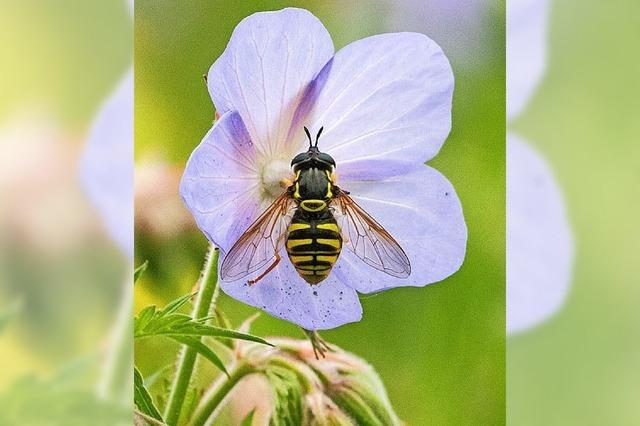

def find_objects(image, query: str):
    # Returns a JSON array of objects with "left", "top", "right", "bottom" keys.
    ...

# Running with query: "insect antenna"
[
  {"left": 303, "top": 126, "right": 313, "bottom": 148},
  {"left": 315, "top": 126, "right": 323, "bottom": 147}
]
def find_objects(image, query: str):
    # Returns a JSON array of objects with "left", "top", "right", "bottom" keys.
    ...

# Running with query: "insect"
[{"left": 220, "top": 127, "right": 411, "bottom": 285}]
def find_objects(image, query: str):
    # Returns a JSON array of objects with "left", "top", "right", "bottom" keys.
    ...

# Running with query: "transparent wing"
[
  {"left": 332, "top": 191, "right": 411, "bottom": 278},
  {"left": 220, "top": 192, "right": 295, "bottom": 281}
]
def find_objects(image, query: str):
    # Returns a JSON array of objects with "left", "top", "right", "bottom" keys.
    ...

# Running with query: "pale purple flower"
[
  {"left": 181, "top": 8, "right": 467, "bottom": 330},
  {"left": 507, "top": 0, "right": 549, "bottom": 120},
  {"left": 507, "top": 135, "right": 572, "bottom": 333},
  {"left": 80, "top": 71, "right": 134, "bottom": 259},
  {"left": 507, "top": 0, "right": 573, "bottom": 333}
]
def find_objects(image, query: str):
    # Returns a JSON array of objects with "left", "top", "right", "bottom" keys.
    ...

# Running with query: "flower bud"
[
  {"left": 304, "top": 391, "right": 353, "bottom": 426},
  {"left": 226, "top": 338, "right": 401, "bottom": 425}
]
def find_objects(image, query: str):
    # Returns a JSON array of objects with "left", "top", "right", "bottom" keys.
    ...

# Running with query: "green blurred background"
[
  {"left": 507, "top": 1, "right": 640, "bottom": 424},
  {"left": 135, "top": 1, "right": 505, "bottom": 425},
  {"left": 0, "top": 0, "right": 131, "bottom": 384}
]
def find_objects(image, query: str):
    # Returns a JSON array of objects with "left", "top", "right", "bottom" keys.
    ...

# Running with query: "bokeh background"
[
  {"left": 506, "top": 1, "right": 640, "bottom": 424},
  {"left": 135, "top": 1, "right": 505, "bottom": 425},
  {"left": 0, "top": 0, "right": 132, "bottom": 424}
]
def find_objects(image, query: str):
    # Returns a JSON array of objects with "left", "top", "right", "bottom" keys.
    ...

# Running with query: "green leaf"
[
  {"left": 134, "top": 261, "right": 149, "bottom": 284},
  {"left": 240, "top": 409, "right": 256, "bottom": 426},
  {"left": 134, "top": 305, "right": 272, "bottom": 347},
  {"left": 171, "top": 336, "right": 229, "bottom": 377},
  {"left": 160, "top": 293, "right": 194, "bottom": 315},
  {"left": 134, "top": 366, "right": 163, "bottom": 422},
  {"left": 134, "top": 297, "right": 270, "bottom": 381}
]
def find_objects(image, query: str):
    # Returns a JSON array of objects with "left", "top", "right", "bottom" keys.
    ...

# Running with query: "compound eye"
[
  {"left": 317, "top": 153, "right": 336, "bottom": 166},
  {"left": 291, "top": 153, "right": 308, "bottom": 166}
]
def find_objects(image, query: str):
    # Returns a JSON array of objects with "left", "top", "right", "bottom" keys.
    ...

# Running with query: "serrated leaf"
[
  {"left": 136, "top": 306, "right": 156, "bottom": 331},
  {"left": 134, "top": 304, "right": 272, "bottom": 347},
  {"left": 240, "top": 409, "right": 256, "bottom": 426},
  {"left": 161, "top": 293, "right": 194, "bottom": 315},
  {"left": 134, "top": 261, "right": 149, "bottom": 284},
  {"left": 171, "top": 336, "right": 229, "bottom": 377},
  {"left": 134, "top": 366, "right": 163, "bottom": 422}
]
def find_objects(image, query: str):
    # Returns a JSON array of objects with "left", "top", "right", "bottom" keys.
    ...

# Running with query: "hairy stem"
[
  {"left": 189, "top": 362, "right": 255, "bottom": 426},
  {"left": 164, "top": 245, "right": 220, "bottom": 426}
]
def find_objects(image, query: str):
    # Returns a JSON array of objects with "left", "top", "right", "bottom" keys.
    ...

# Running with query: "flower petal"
[
  {"left": 207, "top": 8, "right": 334, "bottom": 159},
  {"left": 507, "top": 0, "right": 548, "bottom": 120},
  {"left": 80, "top": 70, "right": 133, "bottom": 259},
  {"left": 180, "top": 111, "right": 262, "bottom": 251},
  {"left": 305, "top": 33, "right": 453, "bottom": 166},
  {"left": 507, "top": 134, "right": 573, "bottom": 334},
  {"left": 334, "top": 166, "right": 467, "bottom": 293},
  {"left": 337, "top": 159, "right": 424, "bottom": 182},
  {"left": 220, "top": 259, "right": 362, "bottom": 330}
]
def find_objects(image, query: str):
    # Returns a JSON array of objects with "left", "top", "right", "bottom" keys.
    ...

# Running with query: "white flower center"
[{"left": 261, "top": 159, "right": 292, "bottom": 198}]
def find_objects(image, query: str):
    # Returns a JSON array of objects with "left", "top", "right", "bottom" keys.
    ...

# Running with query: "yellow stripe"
[
  {"left": 297, "top": 269, "right": 316, "bottom": 276},
  {"left": 294, "top": 182, "right": 301, "bottom": 200},
  {"left": 289, "top": 223, "right": 310, "bottom": 232},
  {"left": 287, "top": 251, "right": 339, "bottom": 255},
  {"left": 325, "top": 173, "right": 333, "bottom": 198},
  {"left": 297, "top": 264, "right": 332, "bottom": 271},
  {"left": 293, "top": 171, "right": 301, "bottom": 199},
  {"left": 286, "top": 239, "right": 312, "bottom": 249},
  {"left": 317, "top": 238, "right": 341, "bottom": 249},
  {"left": 317, "top": 255, "right": 338, "bottom": 263},
  {"left": 317, "top": 223, "right": 340, "bottom": 233},
  {"left": 290, "top": 255, "right": 313, "bottom": 263},
  {"left": 314, "top": 269, "right": 330, "bottom": 276},
  {"left": 300, "top": 199, "right": 326, "bottom": 212}
]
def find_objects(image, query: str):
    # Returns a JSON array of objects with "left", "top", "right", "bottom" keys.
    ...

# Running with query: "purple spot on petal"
[{"left": 286, "top": 58, "right": 334, "bottom": 141}]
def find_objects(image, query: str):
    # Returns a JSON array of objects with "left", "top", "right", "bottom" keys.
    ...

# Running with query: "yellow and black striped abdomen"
[{"left": 286, "top": 213, "right": 342, "bottom": 285}]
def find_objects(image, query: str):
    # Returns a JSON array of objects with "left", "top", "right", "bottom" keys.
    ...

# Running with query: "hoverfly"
[{"left": 220, "top": 127, "right": 411, "bottom": 285}]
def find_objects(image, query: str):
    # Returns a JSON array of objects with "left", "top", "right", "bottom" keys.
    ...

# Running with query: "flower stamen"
[{"left": 261, "top": 159, "right": 293, "bottom": 198}]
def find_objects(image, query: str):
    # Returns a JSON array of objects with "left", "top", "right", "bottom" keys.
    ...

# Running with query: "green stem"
[
  {"left": 164, "top": 245, "right": 220, "bottom": 426},
  {"left": 189, "top": 362, "right": 255, "bottom": 426}
]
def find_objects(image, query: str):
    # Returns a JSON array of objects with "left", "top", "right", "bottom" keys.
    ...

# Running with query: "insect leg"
[
  {"left": 302, "top": 329, "right": 334, "bottom": 359},
  {"left": 247, "top": 252, "right": 281, "bottom": 286},
  {"left": 247, "top": 233, "right": 286, "bottom": 286}
]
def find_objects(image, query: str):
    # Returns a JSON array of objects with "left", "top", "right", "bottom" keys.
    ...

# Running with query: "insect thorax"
[
  {"left": 293, "top": 167, "right": 334, "bottom": 209},
  {"left": 287, "top": 166, "right": 341, "bottom": 284}
]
